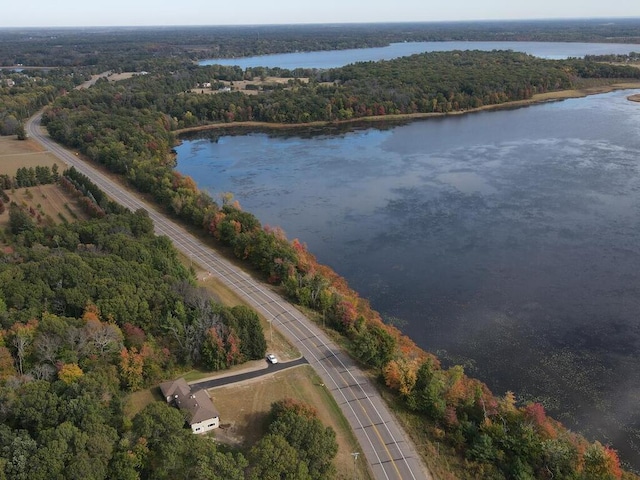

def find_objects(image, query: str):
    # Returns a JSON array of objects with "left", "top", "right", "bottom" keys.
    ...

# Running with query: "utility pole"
[{"left": 351, "top": 452, "right": 360, "bottom": 480}]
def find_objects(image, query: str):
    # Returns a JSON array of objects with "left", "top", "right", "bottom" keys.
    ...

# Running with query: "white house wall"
[{"left": 190, "top": 416, "right": 220, "bottom": 434}]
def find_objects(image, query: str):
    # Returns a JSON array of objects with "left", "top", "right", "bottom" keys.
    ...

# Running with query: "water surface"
[
  {"left": 176, "top": 91, "right": 640, "bottom": 467},
  {"left": 200, "top": 41, "right": 640, "bottom": 69}
]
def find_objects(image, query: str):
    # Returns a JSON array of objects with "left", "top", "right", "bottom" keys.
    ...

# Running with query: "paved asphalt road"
[
  {"left": 190, "top": 357, "right": 308, "bottom": 390},
  {"left": 26, "top": 113, "right": 432, "bottom": 480}
]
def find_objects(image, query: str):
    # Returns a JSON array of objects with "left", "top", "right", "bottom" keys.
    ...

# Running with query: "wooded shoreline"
[{"left": 174, "top": 82, "right": 640, "bottom": 136}]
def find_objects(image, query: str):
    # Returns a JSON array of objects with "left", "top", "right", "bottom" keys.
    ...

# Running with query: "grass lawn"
[
  {"left": 210, "top": 365, "right": 372, "bottom": 480},
  {"left": 0, "top": 136, "right": 60, "bottom": 176}
]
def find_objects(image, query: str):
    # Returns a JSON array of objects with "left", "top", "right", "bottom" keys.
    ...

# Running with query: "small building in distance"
[{"left": 159, "top": 377, "right": 220, "bottom": 434}]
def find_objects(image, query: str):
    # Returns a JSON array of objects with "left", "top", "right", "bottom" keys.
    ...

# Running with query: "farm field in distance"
[
  {"left": 0, "top": 136, "right": 88, "bottom": 232},
  {"left": 0, "top": 136, "right": 59, "bottom": 176}
]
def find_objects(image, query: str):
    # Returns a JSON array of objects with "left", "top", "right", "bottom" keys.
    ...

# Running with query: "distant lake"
[
  {"left": 199, "top": 41, "right": 640, "bottom": 69},
  {"left": 176, "top": 90, "right": 640, "bottom": 468}
]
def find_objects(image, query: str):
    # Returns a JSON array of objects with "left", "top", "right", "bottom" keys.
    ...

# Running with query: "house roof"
[
  {"left": 159, "top": 378, "right": 219, "bottom": 426},
  {"left": 160, "top": 377, "right": 190, "bottom": 398}
]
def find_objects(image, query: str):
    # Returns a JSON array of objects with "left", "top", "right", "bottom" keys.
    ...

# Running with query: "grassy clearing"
[
  {"left": 0, "top": 136, "right": 60, "bottom": 176},
  {"left": 0, "top": 185, "right": 88, "bottom": 232},
  {"left": 124, "top": 387, "right": 164, "bottom": 419},
  {"left": 209, "top": 365, "right": 372, "bottom": 480},
  {"left": 188, "top": 77, "right": 310, "bottom": 96},
  {"left": 0, "top": 134, "right": 87, "bottom": 232}
]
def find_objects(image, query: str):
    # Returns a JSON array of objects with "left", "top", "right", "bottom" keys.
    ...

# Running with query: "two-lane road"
[{"left": 26, "top": 114, "right": 431, "bottom": 480}]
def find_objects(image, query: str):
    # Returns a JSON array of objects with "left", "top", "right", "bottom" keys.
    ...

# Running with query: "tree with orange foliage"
[
  {"left": 583, "top": 441, "right": 623, "bottom": 480},
  {"left": 523, "top": 402, "right": 558, "bottom": 439},
  {"left": 120, "top": 347, "right": 144, "bottom": 391},
  {"left": 225, "top": 330, "right": 242, "bottom": 367},
  {"left": 201, "top": 327, "right": 226, "bottom": 371},
  {"left": 383, "top": 358, "right": 419, "bottom": 396},
  {"left": 0, "top": 345, "right": 17, "bottom": 380},
  {"left": 81, "top": 302, "right": 123, "bottom": 355}
]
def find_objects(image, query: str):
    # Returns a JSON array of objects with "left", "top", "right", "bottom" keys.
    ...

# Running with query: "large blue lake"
[
  {"left": 200, "top": 40, "right": 640, "bottom": 68},
  {"left": 176, "top": 89, "right": 640, "bottom": 467}
]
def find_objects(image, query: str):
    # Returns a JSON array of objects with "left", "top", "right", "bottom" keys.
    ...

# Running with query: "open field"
[
  {"left": 0, "top": 133, "right": 88, "bottom": 233},
  {"left": 0, "top": 184, "right": 89, "bottom": 231},
  {"left": 210, "top": 365, "right": 372, "bottom": 480},
  {"left": 0, "top": 136, "right": 60, "bottom": 176},
  {"left": 189, "top": 76, "right": 309, "bottom": 96},
  {"left": 107, "top": 72, "right": 138, "bottom": 82}
]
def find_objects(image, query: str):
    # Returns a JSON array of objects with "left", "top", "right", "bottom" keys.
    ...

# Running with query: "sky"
[{"left": 3, "top": 0, "right": 640, "bottom": 28}]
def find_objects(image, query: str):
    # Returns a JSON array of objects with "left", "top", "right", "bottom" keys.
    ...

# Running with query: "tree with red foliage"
[
  {"left": 523, "top": 402, "right": 557, "bottom": 439},
  {"left": 122, "top": 322, "right": 146, "bottom": 349}
]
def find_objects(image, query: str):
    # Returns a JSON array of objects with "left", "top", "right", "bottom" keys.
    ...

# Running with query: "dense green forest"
[
  {"left": 0, "top": 177, "right": 339, "bottom": 478},
  {"left": 2, "top": 19, "right": 640, "bottom": 68},
  {"left": 32, "top": 50, "right": 640, "bottom": 478}
]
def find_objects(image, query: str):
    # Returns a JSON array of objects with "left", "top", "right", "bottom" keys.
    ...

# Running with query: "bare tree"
[
  {"left": 34, "top": 334, "right": 62, "bottom": 365},
  {"left": 12, "top": 334, "right": 30, "bottom": 376}
]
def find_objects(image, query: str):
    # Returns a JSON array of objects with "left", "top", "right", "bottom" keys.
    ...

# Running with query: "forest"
[{"left": 0, "top": 169, "right": 338, "bottom": 479}]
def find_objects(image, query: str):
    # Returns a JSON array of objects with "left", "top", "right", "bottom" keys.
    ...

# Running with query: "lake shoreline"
[{"left": 174, "top": 82, "right": 640, "bottom": 136}]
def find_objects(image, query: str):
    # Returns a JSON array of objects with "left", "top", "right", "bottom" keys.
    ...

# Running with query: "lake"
[
  {"left": 176, "top": 90, "right": 640, "bottom": 468},
  {"left": 200, "top": 41, "right": 640, "bottom": 69}
]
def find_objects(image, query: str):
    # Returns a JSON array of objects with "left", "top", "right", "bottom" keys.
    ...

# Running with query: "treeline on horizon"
[
  {"left": 2, "top": 19, "right": 640, "bottom": 67},
  {"left": 0, "top": 174, "right": 341, "bottom": 478},
  {"left": 34, "top": 52, "right": 640, "bottom": 478}
]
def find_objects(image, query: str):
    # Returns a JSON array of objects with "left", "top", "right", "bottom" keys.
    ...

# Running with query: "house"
[{"left": 159, "top": 378, "right": 220, "bottom": 434}]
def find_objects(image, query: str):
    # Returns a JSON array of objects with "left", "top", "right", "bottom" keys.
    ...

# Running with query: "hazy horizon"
[
  {"left": 3, "top": 0, "right": 640, "bottom": 28},
  {"left": 2, "top": 17, "right": 640, "bottom": 30}
]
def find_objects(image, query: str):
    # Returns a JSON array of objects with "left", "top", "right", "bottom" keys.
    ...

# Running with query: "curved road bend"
[{"left": 26, "top": 114, "right": 432, "bottom": 480}]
